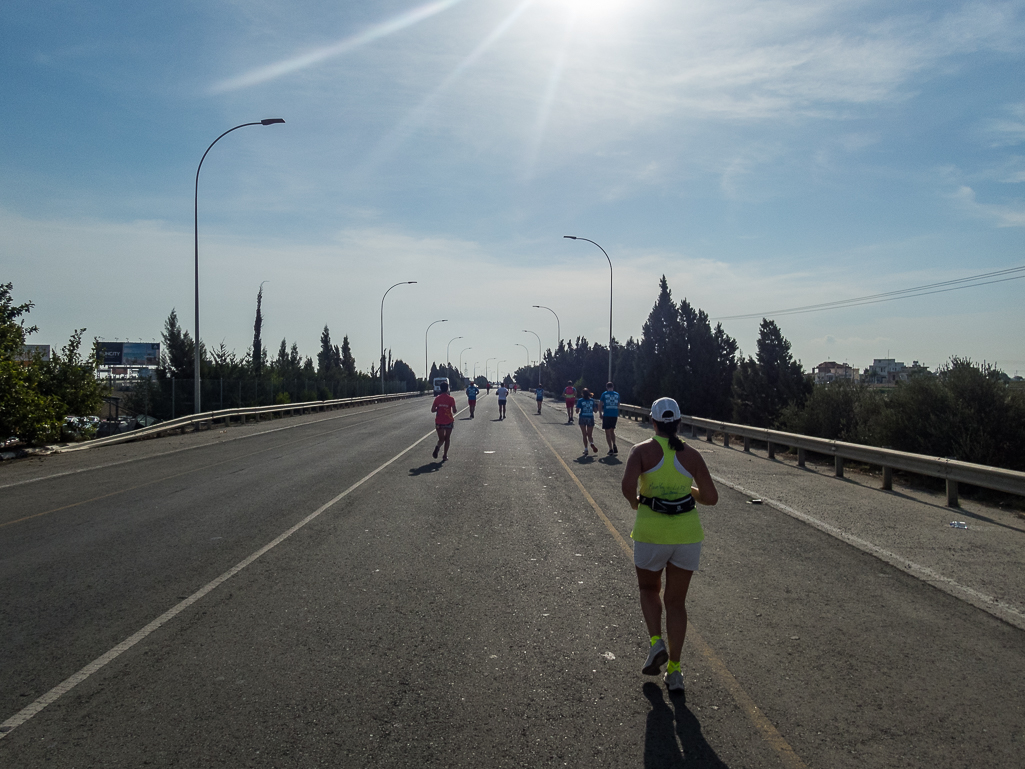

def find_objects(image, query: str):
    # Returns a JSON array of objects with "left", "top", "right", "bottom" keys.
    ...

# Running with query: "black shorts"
[{"left": 602, "top": 415, "right": 618, "bottom": 430}]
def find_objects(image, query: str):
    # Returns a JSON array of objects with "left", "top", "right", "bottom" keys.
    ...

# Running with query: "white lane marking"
[
  {"left": 0, "top": 400, "right": 423, "bottom": 490},
  {"left": 712, "top": 474, "right": 1025, "bottom": 630},
  {"left": 0, "top": 429, "right": 435, "bottom": 739}
]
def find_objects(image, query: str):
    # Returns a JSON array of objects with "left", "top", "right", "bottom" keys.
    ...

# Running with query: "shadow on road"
[
  {"left": 643, "top": 682, "right": 729, "bottom": 768},
  {"left": 408, "top": 462, "right": 443, "bottom": 476},
  {"left": 598, "top": 455, "right": 623, "bottom": 466}
]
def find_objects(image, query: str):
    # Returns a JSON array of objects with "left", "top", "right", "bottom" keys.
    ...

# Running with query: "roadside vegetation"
[
  {"left": 5, "top": 278, "right": 1023, "bottom": 474},
  {"left": 1, "top": 282, "right": 106, "bottom": 445}
]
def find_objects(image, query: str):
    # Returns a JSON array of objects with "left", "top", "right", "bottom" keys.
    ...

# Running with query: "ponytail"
[{"left": 655, "top": 418, "right": 685, "bottom": 451}]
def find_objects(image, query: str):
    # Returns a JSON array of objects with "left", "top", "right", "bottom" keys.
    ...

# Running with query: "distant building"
[
  {"left": 862, "top": 358, "right": 932, "bottom": 385},
  {"left": 812, "top": 361, "right": 861, "bottom": 385}
]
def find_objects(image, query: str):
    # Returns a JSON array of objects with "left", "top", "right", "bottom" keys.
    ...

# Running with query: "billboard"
[
  {"left": 97, "top": 342, "right": 160, "bottom": 367},
  {"left": 17, "top": 344, "right": 51, "bottom": 362}
]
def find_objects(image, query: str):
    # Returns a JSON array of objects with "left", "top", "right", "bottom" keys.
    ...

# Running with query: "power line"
[{"left": 714, "top": 265, "right": 1025, "bottom": 321}]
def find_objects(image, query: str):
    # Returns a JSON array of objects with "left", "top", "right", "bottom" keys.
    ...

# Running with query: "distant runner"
[
  {"left": 431, "top": 381, "right": 458, "bottom": 461},
  {"left": 564, "top": 381, "right": 577, "bottom": 424},
  {"left": 599, "top": 381, "right": 620, "bottom": 454},
  {"left": 535, "top": 385, "right": 544, "bottom": 414},
  {"left": 575, "top": 388, "right": 598, "bottom": 454},
  {"left": 465, "top": 381, "right": 479, "bottom": 419},
  {"left": 622, "top": 397, "right": 719, "bottom": 693},
  {"left": 496, "top": 384, "right": 509, "bottom": 420}
]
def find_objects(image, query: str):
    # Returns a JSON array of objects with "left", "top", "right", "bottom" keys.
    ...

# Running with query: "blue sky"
[{"left": 3, "top": 0, "right": 1024, "bottom": 380}]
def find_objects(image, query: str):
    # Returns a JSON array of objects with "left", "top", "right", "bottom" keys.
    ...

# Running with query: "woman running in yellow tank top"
[{"left": 621, "top": 397, "right": 719, "bottom": 693}]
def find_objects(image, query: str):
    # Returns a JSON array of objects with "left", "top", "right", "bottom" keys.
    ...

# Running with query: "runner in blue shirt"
[
  {"left": 465, "top": 382, "right": 479, "bottom": 419},
  {"left": 575, "top": 388, "right": 598, "bottom": 454},
  {"left": 535, "top": 385, "right": 544, "bottom": 414},
  {"left": 599, "top": 381, "right": 621, "bottom": 454}
]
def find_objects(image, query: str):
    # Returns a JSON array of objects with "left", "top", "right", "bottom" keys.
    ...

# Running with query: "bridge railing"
[
  {"left": 56, "top": 392, "right": 421, "bottom": 453},
  {"left": 617, "top": 404, "right": 1025, "bottom": 507}
]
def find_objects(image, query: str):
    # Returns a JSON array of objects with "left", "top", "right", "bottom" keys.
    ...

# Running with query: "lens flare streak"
[{"left": 210, "top": 0, "right": 466, "bottom": 93}]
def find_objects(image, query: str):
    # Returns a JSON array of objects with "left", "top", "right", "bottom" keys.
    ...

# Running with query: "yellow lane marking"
[
  {"left": 513, "top": 396, "right": 808, "bottom": 769},
  {"left": 0, "top": 414, "right": 387, "bottom": 531}
]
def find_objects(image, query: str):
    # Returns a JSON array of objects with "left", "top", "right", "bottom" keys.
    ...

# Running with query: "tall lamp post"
[
  {"left": 447, "top": 336, "right": 464, "bottom": 367},
  {"left": 194, "top": 118, "right": 285, "bottom": 413},
  {"left": 564, "top": 236, "right": 613, "bottom": 383},
  {"left": 473, "top": 362, "right": 480, "bottom": 380},
  {"left": 381, "top": 281, "right": 417, "bottom": 394},
  {"left": 515, "top": 342, "right": 530, "bottom": 366},
  {"left": 425, "top": 319, "right": 448, "bottom": 381},
  {"left": 497, "top": 360, "right": 506, "bottom": 385},
  {"left": 523, "top": 329, "right": 542, "bottom": 388},
  {"left": 459, "top": 347, "right": 472, "bottom": 378},
  {"left": 532, "top": 305, "right": 561, "bottom": 352},
  {"left": 486, "top": 357, "right": 496, "bottom": 385}
]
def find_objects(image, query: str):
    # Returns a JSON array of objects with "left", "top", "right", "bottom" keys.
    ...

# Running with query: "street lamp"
[
  {"left": 459, "top": 347, "right": 472, "bottom": 376},
  {"left": 425, "top": 319, "right": 447, "bottom": 381},
  {"left": 194, "top": 118, "right": 285, "bottom": 413},
  {"left": 523, "top": 329, "right": 542, "bottom": 387},
  {"left": 473, "top": 361, "right": 480, "bottom": 379},
  {"left": 486, "top": 357, "right": 496, "bottom": 384},
  {"left": 564, "top": 236, "right": 613, "bottom": 383},
  {"left": 381, "top": 281, "right": 417, "bottom": 394},
  {"left": 497, "top": 360, "right": 506, "bottom": 384},
  {"left": 532, "top": 305, "right": 561, "bottom": 351},
  {"left": 515, "top": 342, "right": 530, "bottom": 365},
  {"left": 447, "top": 336, "right": 464, "bottom": 366}
]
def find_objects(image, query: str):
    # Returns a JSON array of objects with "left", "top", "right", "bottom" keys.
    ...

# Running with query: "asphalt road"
[{"left": 1, "top": 392, "right": 1023, "bottom": 768}]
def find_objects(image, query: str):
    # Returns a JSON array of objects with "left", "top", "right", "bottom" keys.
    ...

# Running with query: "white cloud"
[{"left": 952, "top": 185, "right": 1025, "bottom": 226}]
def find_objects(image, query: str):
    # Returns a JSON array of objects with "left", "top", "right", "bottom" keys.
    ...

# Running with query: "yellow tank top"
[{"left": 630, "top": 435, "right": 704, "bottom": 545}]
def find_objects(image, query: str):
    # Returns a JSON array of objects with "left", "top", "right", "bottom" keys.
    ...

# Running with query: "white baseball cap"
[{"left": 650, "top": 397, "right": 681, "bottom": 422}]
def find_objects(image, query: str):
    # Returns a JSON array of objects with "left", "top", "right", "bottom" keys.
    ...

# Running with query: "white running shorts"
[{"left": 633, "top": 541, "right": 702, "bottom": 572}]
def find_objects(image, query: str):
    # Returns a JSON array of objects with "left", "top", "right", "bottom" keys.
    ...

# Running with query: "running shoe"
[
  {"left": 613, "top": 445, "right": 618, "bottom": 454},
  {"left": 664, "top": 670, "right": 685, "bottom": 693},
  {"left": 608, "top": 449, "right": 615, "bottom": 455},
  {"left": 642, "top": 638, "right": 668, "bottom": 675},
  {"left": 433, "top": 445, "right": 440, "bottom": 459},
  {"left": 591, "top": 442, "right": 598, "bottom": 453}
]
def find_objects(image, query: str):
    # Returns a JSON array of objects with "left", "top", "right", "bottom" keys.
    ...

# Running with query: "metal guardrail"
[
  {"left": 617, "top": 403, "right": 1025, "bottom": 507},
  {"left": 55, "top": 392, "right": 421, "bottom": 453}
]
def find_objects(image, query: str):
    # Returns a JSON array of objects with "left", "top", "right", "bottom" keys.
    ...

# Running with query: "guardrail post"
[
  {"left": 835, "top": 456, "right": 844, "bottom": 478},
  {"left": 767, "top": 442, "right": 775, "bottom": 459},
  {"left": 882, "top": 466, "right": 893, "bottom": 490},
  {"left": 723, "top": 433, "right": 730, "bottom": 448},
  {"left": 706, "top": 429, "right": 713, "bottom": 443},
  {"left": 743, "top": 436, "right": 750, "bottom": 452},
  {"left": 946, "top": 479, "right": 959, "bottom": 507},
  {"left": 798, "top": 448, "right": 806, "bottom": 467}
]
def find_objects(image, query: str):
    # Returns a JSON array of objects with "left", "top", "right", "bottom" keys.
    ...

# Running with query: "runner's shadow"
[
  {"left": 573, "top": 454, "right": 597, "bottom": 464},
  {"left": 642, "top": 682, "right": 729, "bottom": 768},
  {"left": 599, "top": 455, "right": 623, "bottom": 465},
  {"left": 408, "top": 462, "right": 443, "bottom": 476}
]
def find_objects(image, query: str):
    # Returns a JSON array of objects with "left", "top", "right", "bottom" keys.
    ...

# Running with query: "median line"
[
  {"left": 513, "top": 396, "right": 808, "bottom": 769},
  {"left": 0, "top": 428, "right": 436, "bottom": 740}
]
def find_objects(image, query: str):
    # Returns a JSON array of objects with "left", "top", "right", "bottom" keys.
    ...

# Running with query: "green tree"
[
  {"left": 0, "top": 283, "right": 103, "bottom": 444},
  {"left": 36, "top": 329, "right": 106, "bottom": 417},
  {"left": 876, "top": 358, "right": 1025, "bottom": 470},
  {"left": 780, "top": 379, "right": 884, "bottom": 443},
  {"left": 252, "top": 284, "right": 265, "bottom": 377},
  {"left": 733, "top": 319, "right": 810, "bottom": 427},
  {"left": 340, "top": 335, "right": 356, "bottom": 378},
  {"left": 318, "top": 325, "right": 336, "bottom": 376},
  {"left": 636, "top": 276, "right": 683, "bottom": 405}
]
